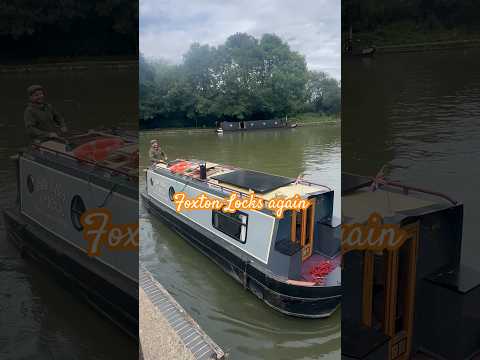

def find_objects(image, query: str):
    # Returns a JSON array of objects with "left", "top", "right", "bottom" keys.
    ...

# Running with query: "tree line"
[
  {"left": 1, "top": 0, "right": 138, "bottom": 60},
  {"left": 140, "top": 33, "right": 340, "bottom": 129},
  {"left": 343, "top": 0, "right": 480, "bottom": 33}
]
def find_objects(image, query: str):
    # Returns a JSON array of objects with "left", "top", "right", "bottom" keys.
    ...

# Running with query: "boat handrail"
[
  {"left": 30, "top": 143, "right": 138, "bottom": 181},
  {"left": 296, "top": 179, "right": 332, "bottom": 192},
  {"left": 344, "top": 171, "right": 458, "bottom": 205},
  {"left": 384, "top": 180, "right": 458, "bottom": 205}
]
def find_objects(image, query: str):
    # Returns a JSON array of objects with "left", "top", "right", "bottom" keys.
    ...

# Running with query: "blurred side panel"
[
  {"left": 0, "top": 1, "right": 139, "bottom": 359},
  {"left": 342, "top": 1, "right": 480, "bottom": 359}
]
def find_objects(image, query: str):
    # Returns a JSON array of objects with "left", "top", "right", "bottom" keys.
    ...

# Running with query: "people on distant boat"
[
  {"left": 24, "top": 85, "right": 68, "bottom": 142},
  {"left": 149, "top": 139, "right": 167, "bottom": 164}
]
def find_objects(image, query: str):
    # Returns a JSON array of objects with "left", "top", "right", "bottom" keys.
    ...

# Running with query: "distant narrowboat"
[
  {"left": 216, "top": 118, "right": 297, "bottom": 133},
  {"left": 142, "top": 160, "right": 341, "bottom": 318}
]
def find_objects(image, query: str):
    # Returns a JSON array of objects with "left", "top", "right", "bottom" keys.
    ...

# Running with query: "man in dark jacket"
[
  {"left": 24, "top": 85, "right": 68, "bottom": 142},
  {"left": 149, "top": 139, "right": 168, "bottom": 164}
]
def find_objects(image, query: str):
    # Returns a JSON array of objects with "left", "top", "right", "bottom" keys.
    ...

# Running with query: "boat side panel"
[
  {"left": 28, "top": 149, "right": 137, "bottom": 199},
  {"left": 265, "top": 213, "right": 296, "bottom": 278},
  {"left": 220, "top": 121, "right": 241, "bottom": 131},
  {"left": 410, "top": 205, "right": 464, "bottom": 354},
  {"left": 19, "top": 157, "right": 138, "bottom": 281},
  {"left": 314, "top": 190, "right": 334, "bottom": 224},
  {"left": 147, "top": 170, "right": 276, "bottom": 264},
  {"left": 411, "top": 205, "right": 463, "bottom": 279}
]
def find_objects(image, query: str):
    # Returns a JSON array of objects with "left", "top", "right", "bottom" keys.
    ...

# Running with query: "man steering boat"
[{"left": 24, "top": 85, "right": 68, "bottom": 143}]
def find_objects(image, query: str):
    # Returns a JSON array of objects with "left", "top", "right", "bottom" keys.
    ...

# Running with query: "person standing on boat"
[
  {"left": 149, "top": 139, "right": 168, "bottom": 164},
  {"left": 24, "top": 85, "right": 68, "bottom": 142}
]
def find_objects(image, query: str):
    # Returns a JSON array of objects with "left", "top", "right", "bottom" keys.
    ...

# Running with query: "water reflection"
[{"left": 343, "top": 48, "right": 480, "bottom": 271}]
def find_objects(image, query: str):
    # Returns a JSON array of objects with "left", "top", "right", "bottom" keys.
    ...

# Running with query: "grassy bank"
[
  {"left": 346, "top": 22, "right": 480, "bottom": 50},
  {"left": 293, "top": 113, "right": 340, "bottom": 125}
]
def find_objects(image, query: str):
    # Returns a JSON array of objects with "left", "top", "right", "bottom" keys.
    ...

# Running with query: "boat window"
[
  {"left": 150, "top": 177, "right": 154, "bottom": 187},
  {"left": 169, "top": 186, "right": 175, "bottom": 201},
  {"left": 27, "top": 175, "right": 34, "bottom": 193},
  {"left": 212, "top": 210, "right": 248, "bottom": 243},
  {"left": 71, "top": 195, "right": 86, "bottom": 231}
]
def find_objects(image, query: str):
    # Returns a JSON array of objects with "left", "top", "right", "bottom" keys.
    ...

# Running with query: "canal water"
[
  {"left": 343, "top": 47, "right": 480, "bottom": 271},
  {"left": 139, "top": 124, "right": 341, "bottom": 360},
  {"left": 0, "top": 64, "right": 138, "bottom": 359}
]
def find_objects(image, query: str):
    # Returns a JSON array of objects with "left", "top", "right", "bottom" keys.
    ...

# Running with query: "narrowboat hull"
[
  {"left": 217, "top": 124, "right": 298, "bottom": 132},
  {"left": 142, "top": 192, "right": 341, "bottom": 318}
]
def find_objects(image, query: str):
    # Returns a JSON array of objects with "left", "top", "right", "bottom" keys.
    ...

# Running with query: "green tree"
[
  {"left": 306, "top": 71, "right": 341, "bottom": 115},
  {"left": 139, "top": 33, "right": 340, "bottom": 129},
  {"left": 1, "top": 0, "right": 138, "bottom": 59}
]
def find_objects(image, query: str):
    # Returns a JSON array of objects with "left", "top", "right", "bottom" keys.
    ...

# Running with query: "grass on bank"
[
  {"left": 292, "top": 113, "right": 340, "bottom": 125},
  {"left": 346, "top": 21, "right": 480, "bottom": 48}
]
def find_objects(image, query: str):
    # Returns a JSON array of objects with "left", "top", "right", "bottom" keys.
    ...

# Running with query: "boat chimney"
[{"left": 199, "top": 163, "right": 207, "bottom": 180}]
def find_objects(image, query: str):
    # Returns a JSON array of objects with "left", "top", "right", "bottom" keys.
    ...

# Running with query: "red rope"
[{"left": 309, "top": 260, "right": 334, "bottom": 283}]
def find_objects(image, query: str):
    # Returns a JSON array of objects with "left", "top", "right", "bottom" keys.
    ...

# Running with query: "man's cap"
[
  {"left": 150, "top": 139, "right": 158, "bottom": 145},
  {"left": 27, "top": 85, "right": 44, "bottom": 96}
]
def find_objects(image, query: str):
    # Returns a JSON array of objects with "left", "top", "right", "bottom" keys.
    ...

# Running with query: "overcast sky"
[{"left": 140, "top": 0, "right": 341, "bottom": 79}]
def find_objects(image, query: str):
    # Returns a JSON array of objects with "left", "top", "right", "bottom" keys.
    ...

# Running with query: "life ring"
[
  {"left": 169, "top": 161, "right": 190, "bottom": 173},
  {"left": 73, "top": 137, "right": 125, "bottom": 162}
]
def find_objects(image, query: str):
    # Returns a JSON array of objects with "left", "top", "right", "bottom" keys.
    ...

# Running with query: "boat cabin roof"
[
  {"left": 154, "top": 160, "right": 330, "bottom": 200},
  {"left": 342, "top": 173, "right": 458, "bottom": 223}
]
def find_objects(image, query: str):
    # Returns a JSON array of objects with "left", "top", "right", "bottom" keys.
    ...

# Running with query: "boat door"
[
  {"left": 291, "top": 198, "right": 316, "bottom": 262},
  {"left": 361, "top": 222, "right": 419, "bottom": 360}
]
